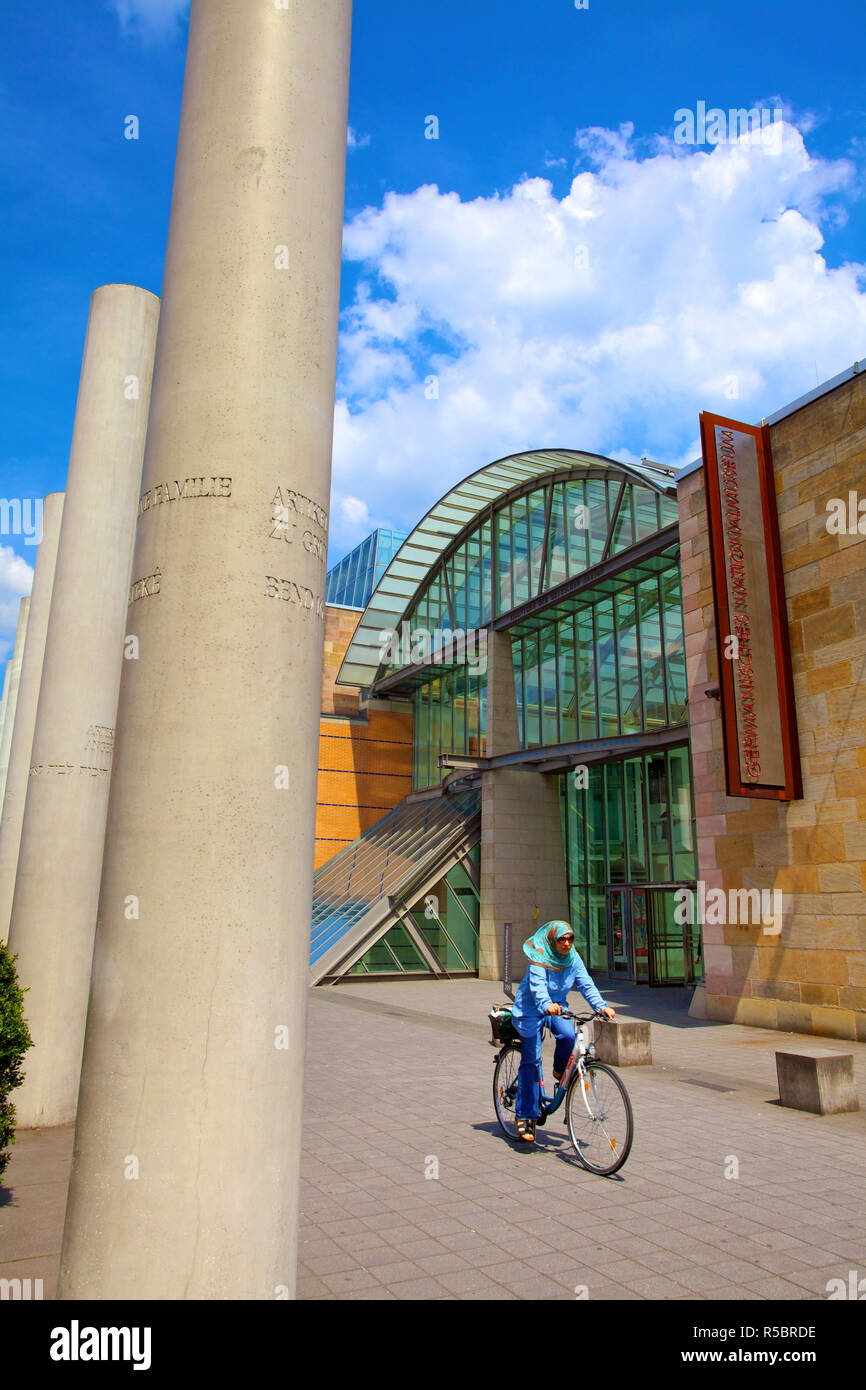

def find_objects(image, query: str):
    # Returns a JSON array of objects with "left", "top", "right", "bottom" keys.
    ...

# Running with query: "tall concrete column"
[
  {"left": 7, "top": 287, "right": 159, "bottom": 1113},
  {"left": 0, "top": 598, "right": 30, "bottom": 817},
  {"left": 59, "top": 0, "right": 352, "bottom": 1300},
  {"left": 479, "top": 632, "right": 569, "bottom": 980},
  {"left": 0, "top": 501, "right": 64, "bottom": 944}
]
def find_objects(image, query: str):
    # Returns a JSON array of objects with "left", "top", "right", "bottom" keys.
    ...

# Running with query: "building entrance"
[{"left": 604, "top": 884, "right": 701, "bottom": 986}]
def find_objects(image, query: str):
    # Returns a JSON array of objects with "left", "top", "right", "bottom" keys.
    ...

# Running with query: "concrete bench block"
[
  {"left": 595, "top": 1019, "right": 652, "bottom": 1066},
  {"left": 775, "top": 1050, "right": 860, "bottom": 1115}
]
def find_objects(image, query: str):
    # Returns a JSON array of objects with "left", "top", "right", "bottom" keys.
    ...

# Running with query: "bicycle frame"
[{"left": 537, "top": 1012, "right": 599, "bottom": 1119}]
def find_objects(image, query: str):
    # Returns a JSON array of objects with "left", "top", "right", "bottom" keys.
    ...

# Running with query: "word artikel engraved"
[
  {"left": 138, "top": 476, "right": 231, "bottom": 516},
  {"left": 264, "top": 575, "right": 325, "bottom": 619},
  {"left": 129, "top": 569, "right": 161, "bottom": 605},
  {"left": 270, "top": 487, "right": 328, "bottom": 537}
]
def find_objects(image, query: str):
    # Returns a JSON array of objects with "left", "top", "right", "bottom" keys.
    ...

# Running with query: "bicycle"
[{"left": 491, "top": 1008, "right": 634, "bottom": 1176}]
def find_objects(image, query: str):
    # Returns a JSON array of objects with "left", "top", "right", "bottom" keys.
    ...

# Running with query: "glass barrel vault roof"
[{"left": 337, "top": 448, "right": 677, "bottom": 688}]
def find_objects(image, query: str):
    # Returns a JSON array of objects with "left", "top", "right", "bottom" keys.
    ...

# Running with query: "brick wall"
[
  {"left": 679, "top": 372, "right": 866, "bottom": 1040},
  {"left": 314, "top": 605, "right": 413, "bottom": 870}
]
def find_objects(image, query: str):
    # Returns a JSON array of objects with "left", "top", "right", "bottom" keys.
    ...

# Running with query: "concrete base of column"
[{"left": 479, "top": 767, "right": 570, "bottom": 981}]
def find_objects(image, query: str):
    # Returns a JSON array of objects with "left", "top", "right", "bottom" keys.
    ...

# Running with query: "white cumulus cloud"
[{"left": 331, "top": 119, "right": 866, "bottom": 559}]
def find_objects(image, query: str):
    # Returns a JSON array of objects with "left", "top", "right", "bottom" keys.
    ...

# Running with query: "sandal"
[{"left": 516, "top": 1117, "right": 536, "bottom": 1143}]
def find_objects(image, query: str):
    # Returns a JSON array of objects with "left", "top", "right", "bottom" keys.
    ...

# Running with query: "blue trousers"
[{"left": 513, "top": 1016, "right": 576, "bottom": 1119}]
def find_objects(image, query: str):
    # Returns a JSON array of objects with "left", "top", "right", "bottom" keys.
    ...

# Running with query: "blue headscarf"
[{"left": 523, "top": 920, "right": 576, "bottom": 972}]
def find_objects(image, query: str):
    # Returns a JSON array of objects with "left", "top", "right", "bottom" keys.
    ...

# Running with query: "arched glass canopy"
[{"left": 337, "top": 448, "right": 679, "bottom": 690}]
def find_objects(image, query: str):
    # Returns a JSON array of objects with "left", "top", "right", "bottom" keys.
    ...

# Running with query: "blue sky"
[{"left": 2, "top": 0, "right": 866, "bottom": 656}]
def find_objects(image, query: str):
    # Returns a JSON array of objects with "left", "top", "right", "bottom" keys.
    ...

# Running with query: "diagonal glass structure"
[{"left": 310, "top": 788, "right": 480, "bottom": 982}]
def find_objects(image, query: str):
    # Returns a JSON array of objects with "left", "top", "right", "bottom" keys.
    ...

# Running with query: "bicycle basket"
[{"left": 489, "top": 1005, "right": 518, "bottom": 1046}]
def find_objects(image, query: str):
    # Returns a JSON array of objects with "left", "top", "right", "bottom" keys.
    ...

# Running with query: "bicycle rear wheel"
[
  {"left": 493, "top": 1043, "right": 522, "bottom": 1139},
  {"left": 566, "top": 1061, "right": 633, "bottom": 1175}
]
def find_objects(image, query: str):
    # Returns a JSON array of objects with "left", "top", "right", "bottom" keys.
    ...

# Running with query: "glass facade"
[
  {"left": 510, "top": 560, "right": 687, "bottom": 749},
  {"left": 413, "top": 660, "right": 487, "bottom": 791},
  {"left": 328, "top": 458, "right": 700, "bottom": 986},
  {"left": 561, "top": 746, "right": 700, "bottom": 984},
  {"left": 384, "top": 475, "right": 679, "bottom": 680},
  {"left": 326, "top": 527, "right": 409, "bottom": 610}
]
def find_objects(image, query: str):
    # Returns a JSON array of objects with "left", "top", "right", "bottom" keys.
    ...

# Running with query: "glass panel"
[
  {"left": 429, "top": 677, "right": 441, "bottom": 787},
  {"left": 595, "top": 599, "right": 618, "bottom": 737},
  {"left": 668, "top": 745, "right": 696, "bottom": 880},
  {"left": 513, "top": 638, "right": 524, "bottom": 749},
  {"left": 452, "top": 666, "right": 466, "bottom": 757},
  {"left": 511, "top": 496, "right": 530, "bottom": 608},
  {"left": 659, "top": 494, "right": 680, "bottom": 527},
  {"left": 466, "top": 527, "right": 481, "bottom": 631},
  {"left": 588, "top": 886, "right": 606, "bottom": 972},
  {"left": 615, "top": 589, "right": 641, "bottom": 734},
  {"left": 445, "top": 860, "right": 480, "bottom": 970},
  {"left": 648, "top": 889, "right": 687, "bottom": 985},
  {"left": 608, "top": 889, "right": 629, "bottom": 971},
  {"left": 466, "top": 668, "right": 480, "bottom": 757},
  {"left": 631, "top": 887, "right": 649, "bottom": 981},
  {"left": 546, "top": 484, "right": 568, "bottom": 590},
  {"left": 523, "top": 635, "right": 540, "bottom": 748},
  {"left": 480, "top": 518, "right": 493, "bottom": 625},
  {"left": 576, "top": 607, "right": 596, "bottom": 740},
  {"left": 662, "top": 568, "right": 687, "bottom": 722},
  {"left": 605, "top": 761, "right": 626, "bottom": 884},
  {"left": 610, "top": 483, "right": 634, "bottom": 554},
  {"left": 452, "top": 543, "right": 467, "bottom": 631},
  {"left": 569, "top": 885, "right": 589, "bottom": 963},
  {"left": 586, "top": 478, "right": 608, "bottom": 565},
  {"left": 495, "top": 507, "right": 512, "bottom": 616},
  {"left": 633, "top": 486, "right": 661, "bottom": 540},
  {"left": 528, "top": 487, "right": 548, "bottom": 596},
  {"left": 557, "top": 616, "right": 576, "bottom": 744},
  {"left": 624, "top": 757, "right": 648, "bottom": 882},
  {"left": 586, "top": 764, "right": 605, "bottom": 885},
  {"left": 541, "top": 630, "right": 558, "bottom": 746},
  {"left": 565, "top": 479, "right": 589, "bottom": 577},
  {"left": 414, "top": 685, "right": 429, "bottom": 790},
  {"left": 647, "top": 750, "right": 671, "bottom": 881},
  {"left": 638, "top": 576, "right": 666, "bottom": 729},
  {"left": 565, "top": 771, "right": 586, "bottom": 885},
  {"left": 478, "top": 665, "right": 488, "bottom": 757},
  {"left": 381, "top": 923, "right": 428, "bottom": 972}
]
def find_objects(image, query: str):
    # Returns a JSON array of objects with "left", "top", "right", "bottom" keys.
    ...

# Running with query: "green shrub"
[{"left": 0, "top": 941, "right": 33, "bottom": 1184}]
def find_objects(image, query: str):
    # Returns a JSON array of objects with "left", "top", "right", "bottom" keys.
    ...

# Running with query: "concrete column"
[
  {"left": 0, "top": 501, "right": 64, "bottom": 945},
  {"left": 478, "top": 633, "right": 569, "bottom": 980},
  {"left": 7, "top": 287, "right": 159, "bottom": 1112},
  {"left": 0, "top": 598, "right": 30, "bottom": 816},
  {"left": 59, "top": 0, "right": 352, "bottom": 1301}
]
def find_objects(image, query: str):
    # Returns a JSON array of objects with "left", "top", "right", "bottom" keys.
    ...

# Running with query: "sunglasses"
[{"left": 558, "top": 935, "right": 574, "bottom": 943}]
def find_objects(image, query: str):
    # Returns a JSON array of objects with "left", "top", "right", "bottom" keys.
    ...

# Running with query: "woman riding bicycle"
[{"left": 510, "top": 920, "right": 615, "bottom": 1142}]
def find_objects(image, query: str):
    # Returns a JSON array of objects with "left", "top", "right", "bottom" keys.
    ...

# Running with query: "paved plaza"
[{"left": 2, "top": 979, "right": 865, "bottom": 1300}]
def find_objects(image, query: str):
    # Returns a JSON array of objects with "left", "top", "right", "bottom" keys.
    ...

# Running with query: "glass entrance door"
[
  {"left": 605, "top": 887, "right": 632, "bottom": 977},
  {"left": 631, "top": 887, "right": 649, "bottom": 982}
]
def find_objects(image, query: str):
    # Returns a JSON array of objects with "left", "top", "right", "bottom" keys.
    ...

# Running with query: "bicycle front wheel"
[
  {"left": 493, "top": 1043, "right": 522, "bottom": 1140},
  {"left": 566, "top": 1061, "right": 633, "bottom": 1175}
]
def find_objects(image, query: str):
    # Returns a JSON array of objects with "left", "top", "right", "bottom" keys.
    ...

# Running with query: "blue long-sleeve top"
[{"left": 510, "top": 953, "right": 607, "bottom": 1023}]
